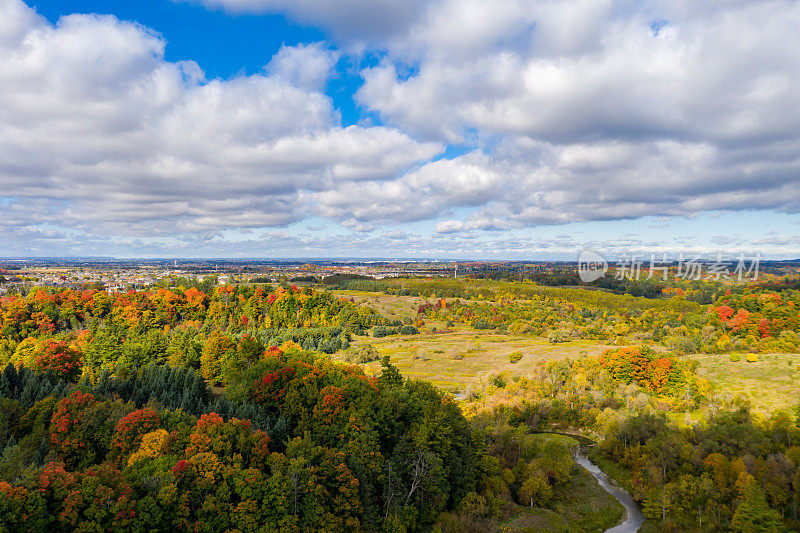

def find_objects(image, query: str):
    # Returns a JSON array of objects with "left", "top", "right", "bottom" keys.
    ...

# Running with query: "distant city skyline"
[{"left": 2, "top": 0, "right": 800, "bottom": 258}]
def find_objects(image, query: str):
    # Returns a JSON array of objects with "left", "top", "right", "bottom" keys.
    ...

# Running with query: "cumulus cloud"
[
  {"left": 314, "top": 154, "right": 503, "bottom": 223},
  {"left": 345, "top": 0, "right": 800, "bottom": 229},
  {"left": 4, "top": 0, "right": 800, "bottom": 257},
  {"left": 360, "top": 0, "right": 800, "bottom": 143},
  {"left": 435, "top": 217, "right": 516, "bottom": 234},
  {"left": 265, "top": 42, "right": 339, "bottom": 91},
  {"left": 0, "top": 0, "right": 439, "bottom": 243}
]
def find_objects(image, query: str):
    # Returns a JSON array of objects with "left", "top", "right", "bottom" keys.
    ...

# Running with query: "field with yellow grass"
[{"left": 336, "top": 289, "right": 800, "bottom": 414}]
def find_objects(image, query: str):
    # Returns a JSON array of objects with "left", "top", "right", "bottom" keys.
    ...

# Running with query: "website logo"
[{"left": 578, "top": 250, "right": 608, "bottom": 282}]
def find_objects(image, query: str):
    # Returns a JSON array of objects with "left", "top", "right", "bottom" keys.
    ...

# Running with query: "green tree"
[
  {"left": 200, "top": 331, "right": 235, "bottom": 385},
  {"left": 731, "top": 474, "right": 783, "bottom": 533}
]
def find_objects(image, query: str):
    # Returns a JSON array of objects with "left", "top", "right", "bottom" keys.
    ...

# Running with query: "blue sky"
[
  {"left": 32, "top": 1, "right": 325, "bottom": 78},
  {"left": 2, "top": 0, "right": 800, "bottom": 259},
  {"left": 29, "top": 0, "right": 367, "bottom": 125}
]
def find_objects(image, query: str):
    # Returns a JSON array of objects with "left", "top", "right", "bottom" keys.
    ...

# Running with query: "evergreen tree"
[
  {"left": 0, "top": 364, "right": 18, "bottom": 398},
  {"left": 731, "top": 478, "right": 784, "bottom": 532},
  {"left": 19, "top": 373, "right": 40, "bottom": 408},
  {"left": 378, "top": 357, "right": 403, "bottom": 388},
  {"left": 32, "top": 437, "right": 49, "bottom": 466}
]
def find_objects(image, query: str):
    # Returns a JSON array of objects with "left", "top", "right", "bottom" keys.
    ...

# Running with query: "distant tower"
[{"left": 454, "top": 263, "right": 458, "bottom": 278}]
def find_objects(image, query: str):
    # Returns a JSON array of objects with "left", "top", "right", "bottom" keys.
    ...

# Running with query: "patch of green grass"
[
  {"left": 508, "top": 458, "right": 625, "bottom": 532},
  {"left": 586, "top": 449, "right": 634, "bottom": 495}
]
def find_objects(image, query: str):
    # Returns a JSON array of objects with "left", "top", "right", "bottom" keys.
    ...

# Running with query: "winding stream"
[
  {"left": 531, "top": 431, "right": 645, "bottom": 532},
  {"left": 572, "top": 452, "right": 645, "bottom": 533}
]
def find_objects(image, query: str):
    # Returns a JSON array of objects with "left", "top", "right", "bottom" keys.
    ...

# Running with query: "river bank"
[{"left": 572, "top": 452, "right": 645, "bottom": 533}]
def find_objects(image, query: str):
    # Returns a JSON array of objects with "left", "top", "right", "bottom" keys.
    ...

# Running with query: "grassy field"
[
  {"left": 333, "top": 289, "right": 458, "bottom": 321},
  {"left": 334, "top": 289, "right": 613, "bottom": 392},
  {"left": 356, "top": 330, "right": 610, "bottom": 392},
  {"left": 690, "top": 352, "right": 800, "bottom": 414},
  {"left": 336, "top": 290, "right": 800, "bottom": 411}
]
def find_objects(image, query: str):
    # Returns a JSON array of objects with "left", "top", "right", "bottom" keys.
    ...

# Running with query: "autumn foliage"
[
  {"left": 111, "top": 408, "right": 161, "bottom": 459},
  {"left": 599, "top": 346, "right": 695, "bottom": 396},
  {"left": 0, "top": 345, "right": 478, "bottom": 532}
]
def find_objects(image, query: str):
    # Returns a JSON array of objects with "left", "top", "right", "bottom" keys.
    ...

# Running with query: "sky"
[{"left": 1, "top": 0, "right": 800, "bottom": 260}]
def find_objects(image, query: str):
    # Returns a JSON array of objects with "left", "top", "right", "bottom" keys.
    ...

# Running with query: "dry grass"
[
  {"left": 332, "top": 290, "right": 427, "bottom": 320},
  {"left": 690, "top": 352, "right": 800, "bottom": 414},
  {"left": 336, "top": 290, "right": 800, "bottom": 412},
  {"left": 344, "top": 328, "right": 611, "bottom": 392}
]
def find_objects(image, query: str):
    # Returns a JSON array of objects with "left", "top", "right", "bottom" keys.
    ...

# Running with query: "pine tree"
[
  {"left": 0, "top": 363, "right": 18, "bottom": 398},
  {"left": 51, "top": 380, "right": 68, "bottom": 399},
  {"left": 95, "top": 367, "right": 112, "bottom": 396},
  {"left": 731, "top": 479, "right": 784, "bottom": 532},
  {"left": 32, "top": 437, "right": 49, "bottom": 466},
  {"left": 378, "top": 357, "right": 403, "bottom": 388},
  {"left": 33, "top": 376, "right": 55, "bottom": 404},
  {"left": 19, "top": 373, "right": 40, "bottom": 408}
]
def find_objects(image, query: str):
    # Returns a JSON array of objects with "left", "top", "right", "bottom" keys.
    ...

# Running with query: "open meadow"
[
  {"left": 335, "top": 289, "right": 613, "bottom": 390},
  {"left": 337, "top": 289, "right": 800, "bottom": 415},
  {"left": 690, "top": 352, "right": 800, "bottom": 414},
  {"left": 347, "top": 329, "right": 610, "bottom": 392}
]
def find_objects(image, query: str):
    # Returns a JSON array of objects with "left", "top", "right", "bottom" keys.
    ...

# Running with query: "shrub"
[
  {"left": 508, "top": 351, "right": 523, "bottom": 364},
  {"left": 666, "top": 335, "right": 697, "bottom": 355},
  {"left": 342, "top": 344, "right": 381, "bottom": 364},
  {"left": 547, "top": 329, "right": 571, "bottom": 344},
  {"left": 373, "top": 326, "right": 398, "bottom": 338},
  {"left": 729, "top": 354, "right": 741, "bottom": 362},
  {"left": 746, "top": 353, "right": 758, "bottom": 363},
  {"left": 399, "top": 325, "right": 419, "bottom": 335}
]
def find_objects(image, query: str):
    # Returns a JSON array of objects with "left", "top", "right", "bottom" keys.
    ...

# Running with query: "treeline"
[
  {"left": 0, "top": 346, "right": 482, "bottom": 532},
  {"left": 336, "top": 277, "right": 702, "bottom": 313},
  {"left": 410, "top": 281, "right": 800, "bottom": 354},
  {"left": 417, "top": 292, "right": 698, "bottom": 347},
  {"left": 155, "top": 275, "right": 219, "bottom": 293},
  {"left": 0, "top": 285, "right": 387, "bottom": 382},
  {"left": 0, "top": 284, "right": 381, "bottom": 342}
]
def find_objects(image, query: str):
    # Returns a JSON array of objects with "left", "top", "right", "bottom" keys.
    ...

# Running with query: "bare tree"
[{"left": 405, "top": 448, "right": 432, "bottom": 506}]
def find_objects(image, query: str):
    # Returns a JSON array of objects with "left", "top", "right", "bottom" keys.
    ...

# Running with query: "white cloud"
[
  {"left": 314, "top": 154, "right": 502, "bottom": 223},
  {"left": 5, "top": 0, "right": 800, "bottom": 257},
  {"left": 265, "top": 42, "right": 339, "bottom": 91},
  {"left": 360, "top": 1, "right": 800, "bottom": 143},
  {"left": 434, "top": 220, "right": 465, "bottom": 234},
  {"left": 347, "top": 0, "right": 800, "bottom": 227},
  {"left": 0, "top": 0, "right": 439, "bottom": 245},
  {"left": 435, "top": 217, "right": 516, "bottom": 234}
]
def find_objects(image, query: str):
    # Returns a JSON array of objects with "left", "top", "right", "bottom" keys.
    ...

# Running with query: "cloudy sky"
[{"left": 1, "top": 0, "right": 799, "bottom": 259}]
